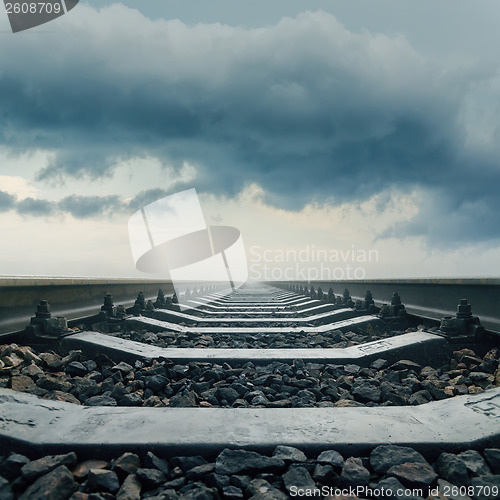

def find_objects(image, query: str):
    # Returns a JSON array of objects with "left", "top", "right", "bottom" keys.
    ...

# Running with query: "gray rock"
[
  {"left": 437, "top": 453, "right": 470, "bottom": 487},
  {"left": 0, "top": 476, "right": 14, "bottom": 500},
  {"left": 136, "top": 467, "right": 167, "bottom": 488},
  {"left": 144, "top": 451, "right": 169, "bottom": 475},
  {"left": 186, "top": 463, "right": 216, "bottom": 481},
  {"left": 312, "top": 464, "right": 335, "bottom": 482},
  {"left": 351, "top": 380, "right": 381, "bottom": 403},
  {"left": 119, "top": 393, "right": 143, "bottom": 406},
  {"left": 458, "top": 450, "right": 492, "bottom": 477},
  {"left": 283, "top": 467, "right": 316, "bottom": 493},
  {"left": 116, "top": 474, "right": 142, "bottom": 500},
  {"left": 316, "top": 449, "right": 344, "bottom": 469},
  {"left": 113, "top": 452, "right": 141, "bottom": 475},
  {"left": 171, "top": 456, "right": 208, "bottom": 472},
  {"left": 84, "top": 395, "right": 117, "bottom": 406},
  {"left": 390, "top": 360, "right": 421, "bottom": 371},
  {"left": 0, "top": 453, "right": 30, "bottom": 480},
  {"left": 169, "top": 391, "right": 198, "bottom": 407},
  {"left": 87, "top": 468, "right": 120, "bottom": 493},
  {"left": 470, "top": 476, "right": 500, "bottom": 500},
  {"left": 370, "top": 445, "right": 428, "bottom": 474},
  {"left": 215, "top": 449, "right": 285, "bottom": 475},
  {"left": 376, "top": 477, "right": 422, "bottom": 500},
  {"left": 21, "top": 452, "right": 77, "bottom": 482},
  {"left": 272, "top": 445, "right": 307, "bottom": 463},
  {"left": 112, "top": 362, "right": 135, "bottom": 374},
  {"left": 178, "top": 483, "right": 217, "bottom": 500},
  {"left": 370, "top": 359, "right": 388, "bottom": 370},
  {"left": 338, "top": 457, "right": 370, "bottom": 487},
  {"left": 485, "top": 449, "right": 500, "bottom": 474},
  {"left": 65, "top": 361, "right": 88, "bottom": 377},
  {"left": 146, "top": 375, "right": 168, "bottom": 392},
  {"left": 216, "top": 387, "right": 240, "bottom": 404},
  {"left": 19, "top": 465, "right": 75, "bottom": 500},
  {"left": 222, "top": 485, "right": 244, "bottom": 499},
  {"left": 387, "top": 461, "right": 438, "bottom": 489},
  {"left": 246, "top": 478, "right": 287, "bottom": 499}
]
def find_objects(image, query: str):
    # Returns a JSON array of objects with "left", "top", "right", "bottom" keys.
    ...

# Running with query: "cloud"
[
  {"left": 0, "top": 5, "right": 499, "bottom": 246},
  {"left": 0, "top": 190, "right": 16, "bottom": 211},
  {"left": 58, "top": 194, "right": 123, "bottom": 218},
  {"left": 16, "top": 197, "right": 56, "bottom": 216}
]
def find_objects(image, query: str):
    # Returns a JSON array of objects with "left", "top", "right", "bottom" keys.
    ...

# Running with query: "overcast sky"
[{"left": 0, "top": 1, "right": 499, "bottom": 280}]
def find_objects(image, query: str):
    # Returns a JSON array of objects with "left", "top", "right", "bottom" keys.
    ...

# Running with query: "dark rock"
[
  {"left": 316, "top": 450, "right": 344, "bottom": 469},
  {"left": 0, "top": 453, "right": 30, "bottom": 480},
  {"left": 144, "top": 452, "right": 169, "bottom": 476},
  {"left": 470, "top": 476, "right": 500, "bottom": 500},
  {"left": 84, "top": 395, "right": 117, "bottom": 406},
  {"left": 65, "top": 362, "right": 88, "bottom": 377},
  {"left": 178, "top": 483, "right": 217, "bottom": 499},
  {"left": 112, "top": 362, "right": 135, "bottom": 374},
  {"left": 73, "top": 378, "right": 100, "bottom": 400},
  {"left": 230, "top": 475, "right": 251, "bottom": 489},
  {"left": 87, "top": 469, "right": 120, "bottom": 493},
  {"left": 375, "top": 477, "right": 421, "bottom": 500},
  {"left": 169, "top": 391, "right": 197, "bottom": 407},
  {"left": 36, "top": 374, "right": 72, "bottom": 393},
  {"left": 387, "top": 462, "right": 438, "bottom": 489},
  {"left": 186, "top": 463, "right": 216, "bottom": 481},
  {"left": 116, "top": 474, "right": 141, "bottom": 500},
  {"left": 312, "top": 464, "right": 335, "bottom": 482},
  {"left": 272, "top": 445, "right": 307, "bottom": 463},
  {"left": 390, "top": 360, "right": 421, "bottom": 371},
  {"left": 206, "top": 473, "right": 230, "bottom": 489},
  {"left": 171, "top": 456, "right": 208, "bottom": 472},
  {"left": 118, "top": 393, "right": 143, "bottom": 406},
  {"left": 146, "top": 375, "right": 168, "bottom": 392},
  {"left": 21, "top": 452, "right": 77, "bottom": 482},
  {"left": 485, "top": 449, "right": 500, "bottom": 474},
  {"left": 10, "top": 375, "right": 36, "bottom": 392},
  {"left": 39, "top": 352, "right": 63, "bottom": 370},
  {"left": 351, "top": 380, "right": 381, "bottom": 403},
  {"left": 370, "top": 359, "right": 388, "bottom": 370},
  {"left": 0, "top": 476, "right": 13, "bottom": 500},
  {"left": 163, "top": 477, "right": 187, "bottom": 489},
  {"left": 136, "top": 468, "right": 167, "bottom": 488},
  {"left": 72, "top": 459, "right": 108, "bottom": 480},
  {"left": 283, "top": 467, "right": 316, "bottom": 493},
  {"left": 246, "top": 478, "right": 287, "bottom": 499},
  {"left": 458, "top": 450, "right": 492, "bottom": 477},
  {"left": 437, "top": 453, "right": 470, "bottom": 486},
  {"left": 338, "top": 457, "right": 369, "bottom": 487},
  {"left": 215, "top": 449, "right": 285, "bottom": 475},
  {"left": 19, "top": 465, "right": 75, "bottom": 500},
  {"left": 409, "top": 390, "right": 432, "bottom": 405},
  {"left": 216, "top": 387, "right": 239, "bottom": 404},
  {"left": 43, "top": 390, "right": 81, "bottom": 405},
  {"left": 113, "top": 453, "right": 141, "bottom": 475},
  {"left": 222, "top": 485, "right": 244, "bottom": 499},
  {"left": 370, "top": 445, "right": 427, "bottom": 474}
]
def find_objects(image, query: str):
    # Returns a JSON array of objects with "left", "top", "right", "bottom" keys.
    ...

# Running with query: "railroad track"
[{"left": 0, "top": 281, "right": 499, "bottom": 499}]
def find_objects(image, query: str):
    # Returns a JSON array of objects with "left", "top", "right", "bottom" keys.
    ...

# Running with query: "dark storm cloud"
[
  {"left": 58, "top": 194, "right": 123, "bottom": 218},
  {"left": 16, "top": 197, "right": 56, "bottom": 216},
  {"left": 0, "top": 190, "right": 16, "bottom": 210},
  {"left": 0, "top": 5, "right": 499, "bottom": 244}
]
